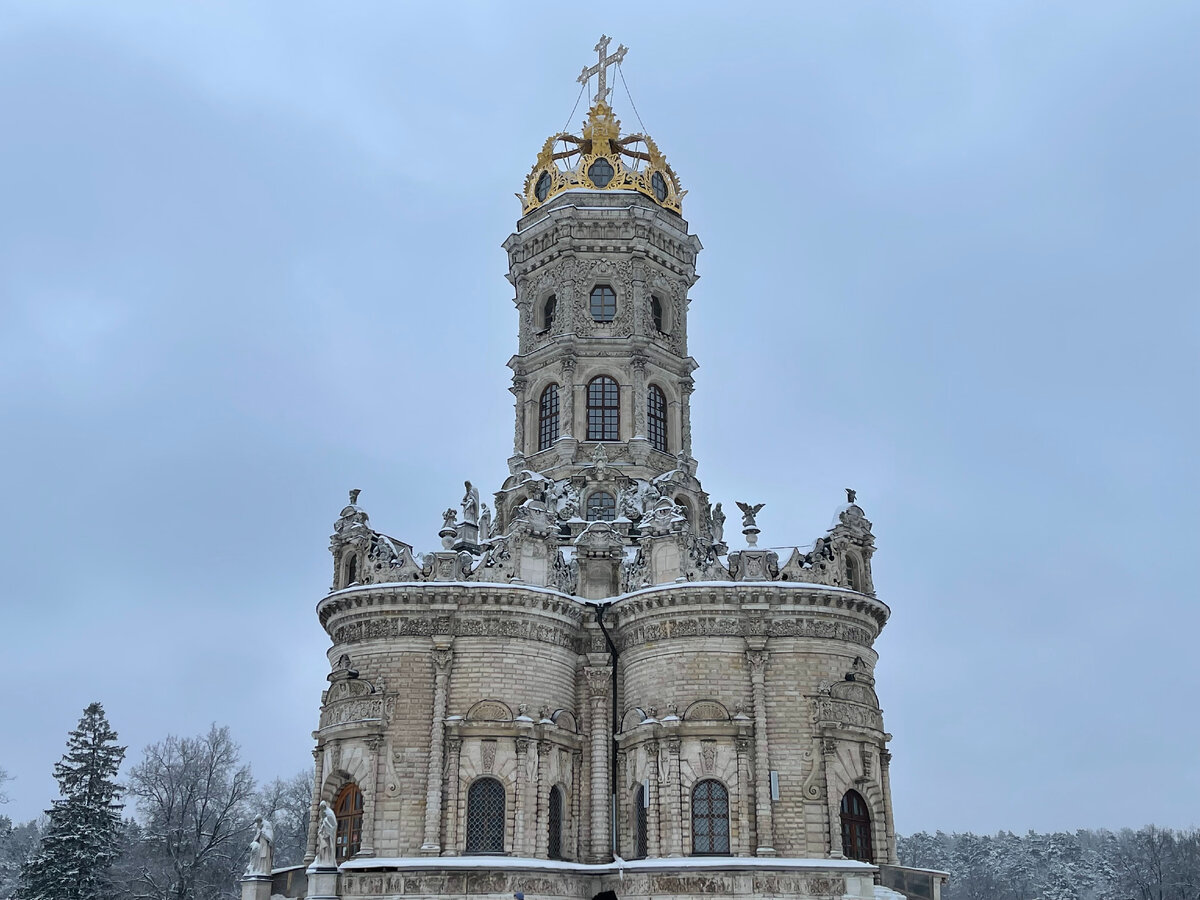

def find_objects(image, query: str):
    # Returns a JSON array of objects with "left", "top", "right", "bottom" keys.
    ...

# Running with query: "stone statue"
[
  {"left": 316, "top": 800, "right": 337, "bottom": 867},
  {"left": 348, "top": 488, "right": 361, "bottom": 506},
  {"left": 711, "top": 502, "right": 725, "bottom": 544},
  {"left": 461, "top": 481, "right": 480, "bottom": 526},
  {"left": 736, "top": 502, "right": 765, "bottom": 528},
  {"left": 442, "top": 508, "right": 457, "bottom": 530},
  {"left": 245, "top": 815, "right": 274, "bottom": 876},
  {"left": 591, "top": 444, "right": 609, "bottom": 480},
  {"left": 479, "top": 504, "right": 492, "bottom": 542},
  {"left": 846, "top": 488, "right": 856, "bottom": 504}
]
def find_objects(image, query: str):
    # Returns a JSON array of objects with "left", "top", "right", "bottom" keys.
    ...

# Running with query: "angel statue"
[
  {"left": 316, "top": 800, "right": 338, "bottom": 867},
  {"left": 736, "top": 502, "right": 765, "bottom": 529}
]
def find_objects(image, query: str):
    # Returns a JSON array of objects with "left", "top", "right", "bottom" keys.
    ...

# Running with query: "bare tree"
[
  {"left": 125, "top": 725, "right": 255, "bottom": 900},
  {"left": 0, "top": 766, "right": 9, "bottom": 805},
  {"left": 254, "top": 772, "right": 311, "bottom": 869}
]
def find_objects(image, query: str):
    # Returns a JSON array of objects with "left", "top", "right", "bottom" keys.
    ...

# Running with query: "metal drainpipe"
[{"left": 595, "top": 602, "right": 619, "bottom": 860}]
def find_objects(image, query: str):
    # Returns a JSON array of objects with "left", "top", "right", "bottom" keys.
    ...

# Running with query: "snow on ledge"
[{"left": 338, "top": 855, "right": 876, "bottom": 874}]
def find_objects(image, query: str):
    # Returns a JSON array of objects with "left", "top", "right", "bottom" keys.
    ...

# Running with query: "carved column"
[
  {"left": 646, "top": 739, "right": 661, "bottom": 858},
  {"left": 736, "top": 736, "right": 752, "bottom": 857},
  {"left": 560, "top": 355, "right": 576, "bottom": 438},
  {"left": 881, "top": 749, "right": 898, "bottom": 864},
  {"left": 304, "top": 746, "right": 323, "bottom": 863},
  {"left": 747, "top": 645, "right": 775, "bottom": 855},
  {"left": 535, "top": 740, "right": 551, "bottom": 857},
  {"left": 679, "top": 377, "right": 694, "bottom": 458},
  {"left": 515, "top": 737, "right": 531, "bottom": 855},
  {"left": 359, "top": 736, "right": 381, "bottom": 857},
  {"left": 442, "top": 737, "right": 462, "bottom": 856},
  {"left": 823, "top": 737, "right": 844, "bottom": 858},
  {"left": 421, "top": 644, "right": 454, "bottom": 854},
  {"left": 571, "top": 749, "right": 583, "bottom": 861},
  {"left": 585, "top": 666, "right": 613, "bottom": 862},
  {"left": 664, "top": 737, "right": 682, "bottom": 857},
  {"left": 631, "top": 353, "right": 647, "bottom": 439},
  {"left": 511, "top": 376, "right": 528, "bottom": 457}
]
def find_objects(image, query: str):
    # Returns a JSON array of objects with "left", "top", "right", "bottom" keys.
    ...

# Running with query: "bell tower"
[{"left": 496, "top": 40, "right": 710, "bottom": 557}]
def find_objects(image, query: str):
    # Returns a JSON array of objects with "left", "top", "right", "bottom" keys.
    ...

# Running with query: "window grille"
[
  {"left": 586, "top": 492, "right": 616, "bottom": 522},
  {"left": 590, "top": 285, "right": 616, "bottom": 322},
  {"left": 334, "top": 783, "right": 363, "bottom": 861},
  {"left": 691, "top": 779, "right": 730, "bottom": 855},
  {"left": 548, "top": 786, "right": 564, "bottom": 860},
  {"left": 840, "top": 790, "right": 873, "bottom": 863},
  {"left": 587, "top": 376, "right": 619, "bottom": 441},
  {"left": 538, "top": 384, "right": 560, "bottom": 451},
  {"left": 634, "top": 785, "right": 648, "bottom": 859},
  {"left": 466, "top": 778, "right": 506, "bottom": 854},
  {"left": 647, "top": 385, "right": 667, "bottom": 453}
]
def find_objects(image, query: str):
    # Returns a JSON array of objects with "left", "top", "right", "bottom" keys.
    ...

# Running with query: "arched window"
[
  {"left": 651, "top": 295, "right": 665, "bottom": 332},
  {"left": 334, "top": 783, "right": 363, "bottom": 861},
  {"left": 586, "top": 491, "right": 616, "bottom": 522},
  {"left": 633, "top": 784, "right": 648, "bottom": 859},
  {"left": 587, "top": 376, "right": 620, "bottom": 441},
  {"left": 691, "top": 779, "right": 730, "bottom": 855},
  {"left": 548, "top": 785, "right": 564, "bottom": 860},
  {"left": 345, "top": 554, "right": 358, "bottom": 586},
  {"left": 840, "top": 790, "right": 873, "bottom": 863},
  {"left": 542, "top": 295, "right": 557, "bottom": 332},
  {"left": 845, "top": 555, "right": 863, "bottom": 592},
  {"left": 647, "top": 385, "right": 668, "bottom": 453},
  {"left": 465, "top": 778, "right": 506, "bottom": 854},
  {"left": 538, "top": 384, "right": 560, "bottom": 452},
  {"left": 590, "top": 285, "right": 616, "bottom": 322}
]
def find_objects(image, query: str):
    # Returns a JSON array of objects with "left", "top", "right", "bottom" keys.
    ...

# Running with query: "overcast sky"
[{"left": 1, "top": 2, "right": 1196, "bottom": 836}]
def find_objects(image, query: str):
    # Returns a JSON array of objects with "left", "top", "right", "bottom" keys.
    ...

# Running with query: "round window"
[
  {"left": 651, "top": 171, "right": 668, "bottom": 202},
  {"left": 535, "top": 171, "right": 552, "bottom": 202},
  {"left": 588, "top": 158, "right": 615, "bottom": 188}
]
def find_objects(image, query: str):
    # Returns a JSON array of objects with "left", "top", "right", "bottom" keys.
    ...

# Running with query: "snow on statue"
[
  {"left": 245, "top": 814, "right": 274, "bottom": 876},
  {"left": 316, "top": 800, "right": 338, "bottom": 867}
]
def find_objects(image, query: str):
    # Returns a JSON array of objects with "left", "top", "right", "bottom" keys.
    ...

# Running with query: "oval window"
[
  {"left": 535, "top": 171, "right": 552, "bottom": 202},
  {"left": 651, "top": 171, "right": 667, "bottom": 202}
]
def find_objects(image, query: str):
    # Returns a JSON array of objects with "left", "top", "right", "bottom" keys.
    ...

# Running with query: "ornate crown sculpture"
[{"left": 519, "top": 37, "right": 685, "bottom": 216}]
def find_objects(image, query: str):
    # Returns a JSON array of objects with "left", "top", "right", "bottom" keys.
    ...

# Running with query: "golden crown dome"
[{"left": 519, "top": 37, "right": 685, "bottom": 215}]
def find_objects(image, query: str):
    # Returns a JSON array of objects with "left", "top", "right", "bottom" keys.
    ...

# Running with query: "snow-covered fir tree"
[{"left": 14, "top": 702, "right": 126, "bottom": 900}]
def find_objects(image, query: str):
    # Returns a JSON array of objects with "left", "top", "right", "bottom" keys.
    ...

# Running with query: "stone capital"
[{"left": 584, "top": 666, "right": 613, "bottom": 698}]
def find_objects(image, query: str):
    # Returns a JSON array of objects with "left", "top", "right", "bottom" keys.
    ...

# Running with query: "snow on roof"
[{"left": 338, "top": 855, "right": 876, "bottom": 874}]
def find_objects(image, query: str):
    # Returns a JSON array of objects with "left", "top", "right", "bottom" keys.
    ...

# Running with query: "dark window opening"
[
  {"left": 587, "top": 376, "right": 619, "bottom": 441},
  {"left": 587, "top": 491, "right": 616, "bottom": 522},
  {"left": 840, "top": 789, "right": 874, "bottom": 863},
  {"left": 588, "top": 158, "right": 614, "bottom": 188},
  {"left": 548, "top": 785, "right": 564, "bottom": 860},
  {"left": 538, "top": 384, "right": 560, "bottom": 452},
  {"left": 846, "top": 555, "right": 863, "bottom": 592},
  {"left": 345, "top": 555, "right": 358, "bottom": 585},
  {"left": 647, "top": 385, "right": 668, "bottom": 453},
  {"left": 466, "top": 778, "right": 506, "bottom": 854},
  {"left": 634, "top": 784, "right": 648, "bottom": 859},
  {"left": 651, "top": 295, "right": 665, "bottom": 332},
  {"left": 334, "top": 783, "right": 363, "bottom": 861},
  {"left": 691, "top": 779, "right": 730, "bottom": 855},
  {"left": 590, "top": 285, "right": 616, "bottom": 322},
  {"left": 542, "top": 294, "right": 557, "bottom": 332}
]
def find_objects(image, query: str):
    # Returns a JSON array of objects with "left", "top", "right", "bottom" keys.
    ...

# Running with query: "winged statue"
[{"left": 736, "top": 501, "right": 765, "bottom": 528}]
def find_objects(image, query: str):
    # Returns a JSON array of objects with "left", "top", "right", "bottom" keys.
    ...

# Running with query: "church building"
[{"left": 262, "top": 36, "right": 943, "bottom": 900}]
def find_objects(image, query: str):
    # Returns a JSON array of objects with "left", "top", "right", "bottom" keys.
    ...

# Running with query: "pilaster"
[
  {"left": 421, "top": 641, "right": 454, "bottom": 855},
  {"left": 584, "top": 665, "right": 613, "bottom": 862},
  {"left": 823, "top": 737, "right": 844, "bottom": 859},
  {"left": 747, "top": 642, "right": 775, "bottom": 856},
  {"left": 535, "top": 739, "right": 551, "bottom": 857},
  {"left": 881, "top": 748, "right": 898, "bottom": 864},
  {"left": 442, "top": 737, "right": 462, "bottom": 856},
  {"left": 646, "top": 739, "right": 661, "bottom": 858},
  {"left": 736, "top": 735, "right": 753, "bottom": 857},
  {"left": 664, "top": 736, "right": 682, "bottom": 857},
  {"left": 359, "top": 736, "right": 380, "bottom": 857}
]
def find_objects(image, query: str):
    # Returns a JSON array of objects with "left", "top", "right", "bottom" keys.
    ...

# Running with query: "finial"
[
  {"left": 577, "top": 35, "right": 628, "bottom": 105},
  {"left": 846, "top": 488, "right": 856, "bottom": 504},
  {"left": 348, "top": 488, "right": 361, "bottom": 506},
  {"left": 736, "top": 502, "right": 765, "bottom": 547}
]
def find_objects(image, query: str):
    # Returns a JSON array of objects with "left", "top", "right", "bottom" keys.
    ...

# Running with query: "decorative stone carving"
[{"left": 480, "top": 740, "right": 497, "bottom": 773}]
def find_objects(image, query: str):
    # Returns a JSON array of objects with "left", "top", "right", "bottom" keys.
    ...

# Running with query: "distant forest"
[{"left": 899, "top": 827, "right": 1200, "bottom": 900}]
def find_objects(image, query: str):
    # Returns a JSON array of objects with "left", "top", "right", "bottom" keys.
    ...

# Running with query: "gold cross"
[{"left": 577, "top": 35, "right": 628, "bottom": 105}]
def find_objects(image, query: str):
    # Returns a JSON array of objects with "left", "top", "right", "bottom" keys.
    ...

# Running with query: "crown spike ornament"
[{"left": 520, "top": 37, "right": 685, "bottom": 215}]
